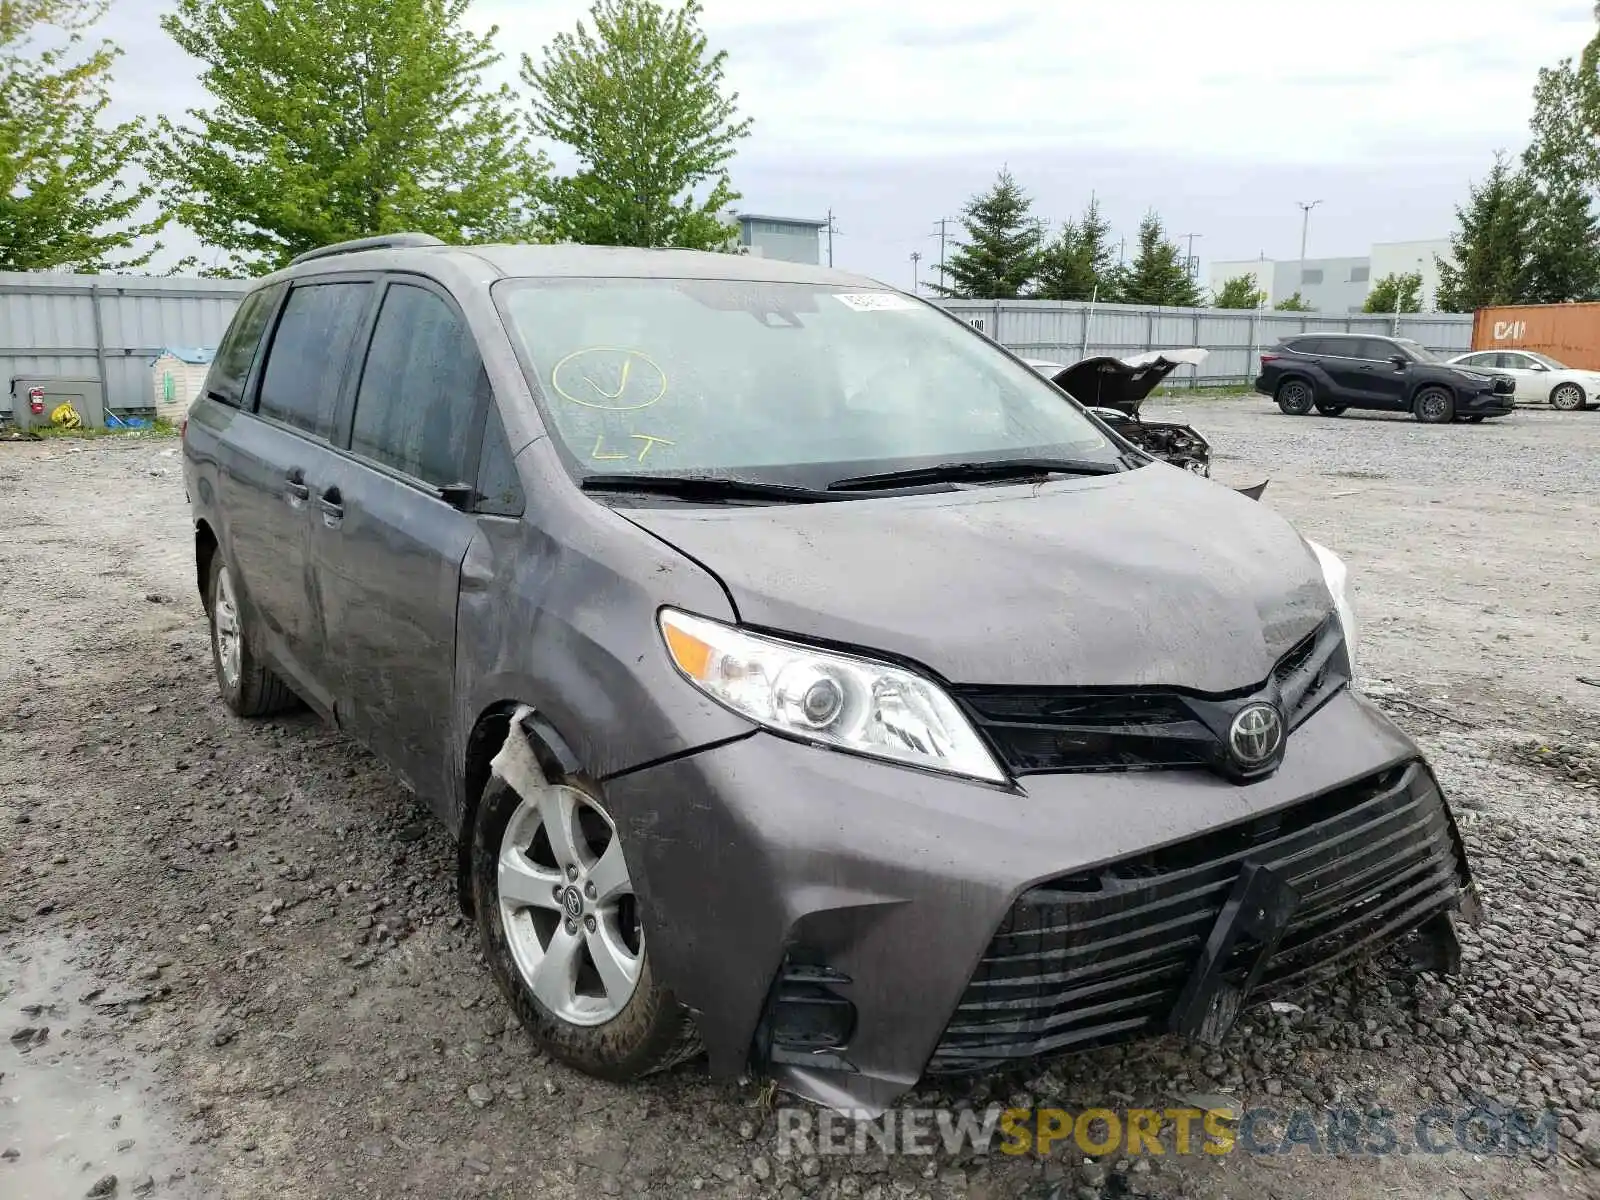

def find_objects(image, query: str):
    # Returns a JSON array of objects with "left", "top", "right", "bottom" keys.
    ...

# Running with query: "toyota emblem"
[{"left": 1228, "top": 702, "right": 1284, "bottom": 767}]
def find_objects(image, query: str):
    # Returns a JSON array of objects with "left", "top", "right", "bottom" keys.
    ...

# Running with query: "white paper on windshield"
[{"left": 833, "top": 292, "right": 919, "bottom": 312}]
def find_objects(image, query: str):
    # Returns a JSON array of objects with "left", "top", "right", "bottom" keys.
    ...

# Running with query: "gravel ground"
[{"left": 2, "top": 407, "right": 1599, "bottom": 1200}]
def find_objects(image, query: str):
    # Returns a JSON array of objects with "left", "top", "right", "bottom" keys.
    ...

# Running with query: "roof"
[
  {"left": 151, "top": 346, "right": 216, "bottom": 365},
  {"left": 409, "top": 243, "right": 880, "bottom": 287},
  {"left": 733, "top": 213, "right": 830, "bottom": 229}
]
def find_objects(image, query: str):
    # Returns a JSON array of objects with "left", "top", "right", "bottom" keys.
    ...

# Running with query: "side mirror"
[{"left": 1389, "top": 354, "right": 1409, "bottom": 369}]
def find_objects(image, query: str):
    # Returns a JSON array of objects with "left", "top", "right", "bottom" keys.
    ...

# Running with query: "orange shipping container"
[{"left": 1472, "top": 302, "right": 1600, "bottom": 369}]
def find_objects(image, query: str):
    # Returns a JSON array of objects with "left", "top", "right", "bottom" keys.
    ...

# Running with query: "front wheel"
[
  {"left": 1275, "top": 379, "right": 1316, "bottom": 415},
  {"left": 472, "top": 750, "right": 700, "bottom": 1081},
  {"left": 1414, "top": 387, "right": 1455, "bottom": 424},
  {"left": 1550, "top": 382, "right": 1587, "bottom": 411}
]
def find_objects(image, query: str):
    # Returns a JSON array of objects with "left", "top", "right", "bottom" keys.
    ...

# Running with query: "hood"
[
  {"left": 619, "top": 465, "right": 1332, "bottom": 693},
  {"left": 1051, "top": 348, "right": 1209, "bottom": 416}
]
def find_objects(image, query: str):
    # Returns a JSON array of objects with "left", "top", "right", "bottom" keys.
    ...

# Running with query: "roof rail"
[{"left": 288, "top": 233, "right": 446, "bottom": 267}]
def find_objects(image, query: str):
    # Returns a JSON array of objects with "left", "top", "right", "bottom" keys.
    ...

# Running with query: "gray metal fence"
[
  {"left": 1, "top": 271, "right": 250, "bottom": 416},
  {"left": 934, "top": 299, "right": 1476, "bottom": 385}
]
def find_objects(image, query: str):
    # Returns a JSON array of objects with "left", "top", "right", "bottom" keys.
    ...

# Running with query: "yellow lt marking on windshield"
[
  {"left": 631, "top": 434, "right": 675, "bottom": 463},
  {"left": 590, "top": 433, "right": 630, "bottom": 461}
]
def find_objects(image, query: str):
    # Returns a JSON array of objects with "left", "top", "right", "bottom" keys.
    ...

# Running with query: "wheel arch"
[
  {"left": 1275, "top": 371, "right": 1316, "bottom": 395},
  {"left": 195, "top": 518, "right": 219, "bottom": 610},
  {"left": 456, "top": 701, "right": 586, "bottom": 918}
]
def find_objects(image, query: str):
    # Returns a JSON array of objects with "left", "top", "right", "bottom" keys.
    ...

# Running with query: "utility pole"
[
  {"left": 1177, "top": 232, "right": 1202, "bottom": 279},
  {"left": 823, "top": 209, "right": 840, "bottom": 268},
  {"left": 1296, "top": 200, "right": 1322, "bottom": 290},
  {"left": 909, "top": 250, "right": 922, "bottom": 294},
  {"left": 931, "top": 217, "right": 955, "bottom": 292}
]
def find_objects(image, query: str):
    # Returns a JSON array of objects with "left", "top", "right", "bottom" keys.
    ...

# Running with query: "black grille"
[
  {"left": 925, "top": 762, "right": 1469, "bottom": 1073},
  {"left": 953, "top": 617, "right": 1346, "bottom": 777}
]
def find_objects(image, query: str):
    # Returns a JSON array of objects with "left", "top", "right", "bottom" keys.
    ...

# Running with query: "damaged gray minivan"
[{"left": 183, "top": 236, "right": 1477, "bottom": 1116}]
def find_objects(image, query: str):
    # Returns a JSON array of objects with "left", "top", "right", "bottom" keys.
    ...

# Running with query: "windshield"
[
  {"left": 494, "top": 278, "right": 1117, "bottom": 486},
  {"left": 1397, "top": 339, "right": 1443, "bottom": 364}
]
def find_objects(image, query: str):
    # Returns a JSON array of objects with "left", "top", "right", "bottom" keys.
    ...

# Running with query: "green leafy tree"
[
  {"left": 523, "top": 0, "right": 751, "bottom": 250},
  {"left": 1119, "top": 211, "right": 1202, "bottom": 307},
  {"left": 153, "top": 0, "right": 545, "bottom": 276},
  {"left": 0, "top": 0, "right": 164, "bottom": 271},
  {"left": 934, "top": 169, "right": 1044, "bottom": 298},
  {"left": 1274, "top": 292, "right": 1314, "bottom": 312},
  {"left": 1520, "top": 54, "right": 1600, "bottom": 302},
  {"left": 1363, "top": 271, "right": 1422, "bottom": 313},
  {"left": 1435, "top": 153, "right": 1533, "bottom": 311},
  {"left": 1212, "top": 273, "right": 1267, "bottom": 309},
  {"left": 1030, "top": 197, "right": 1117, "bottom": 301}
]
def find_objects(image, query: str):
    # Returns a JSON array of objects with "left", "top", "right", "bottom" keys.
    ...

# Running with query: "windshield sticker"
[
  {"left": 551, "top": 347, "right": 667, "bottom": 411},
  {"left": 833, "top": 293, "right": 919, "bottom": 313}
]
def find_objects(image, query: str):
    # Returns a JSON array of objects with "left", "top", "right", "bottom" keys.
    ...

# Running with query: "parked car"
[
  {"left": 1255, "top": 333, "right": 1515, "bottom": 423},
  {"left": 183, "top": 235, "right": 1477, "bottom": 1117},
  {"left": 1446, "top": 348, "right": 1596, "bottom": 411},
  {"left": 1025, "top": 349, "right": 1215, "bottom": 475}
]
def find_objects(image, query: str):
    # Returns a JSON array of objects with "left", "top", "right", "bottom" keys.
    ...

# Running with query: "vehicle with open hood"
[
  {"left": 182, "top": 237, "right": 1478, "bottom": 1118},
  {"left": 1028, "top": 349, "right": 1214, "bottom": 475}
]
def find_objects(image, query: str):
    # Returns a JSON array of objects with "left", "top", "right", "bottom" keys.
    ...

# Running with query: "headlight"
[
  {"left": 1306, "top": 540, "right": 1358, "bottom": 674},
  {"left": 658, "top": 609, "right": 1006, "bottom": 783}
]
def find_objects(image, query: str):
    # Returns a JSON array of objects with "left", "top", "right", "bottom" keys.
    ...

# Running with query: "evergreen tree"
[
  {"left": 0, "top": 0, "right": 164, "bottom": 271},
  {"left": 1435, "top": 153, "right": 1533, "bottom": 312},
  {"left": 1363, "top": 272, "right": 1422, "bottom": 314},
  {"left": 1119, "top": 212, "right": 1202, "bottom": 306},
  {"left": 1030, "top": 197, "right": 1116, "bottom": 301},
  {"left": 523, "top": 0, "right": 751, "bottom": 250},
  {"left": 935, "top": 169, "right": 1044, "bottom": 299},
  {"left": 1212, "top": 273, "right": 1266, "bottom": 309},
  {"left": 154, "top": 0, "right": 545, "bottom": 276}
]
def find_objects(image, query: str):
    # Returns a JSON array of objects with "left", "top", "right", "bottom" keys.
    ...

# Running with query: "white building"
[{"left": 1208, "top": 239, "right": 1453, "bottom": 312}]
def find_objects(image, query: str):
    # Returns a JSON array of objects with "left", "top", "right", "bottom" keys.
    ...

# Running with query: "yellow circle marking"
[{"left": 550, "top": 347, "right": 667, "bottom": 412}]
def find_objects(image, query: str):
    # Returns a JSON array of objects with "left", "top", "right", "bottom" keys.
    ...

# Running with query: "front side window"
[
  {"left": 256, "top": 282, "right": 371, "bottom": 438},
  {"left": 350, "top": 283, "right": 485, "bottom": 487},
  {"left": 207, "top": 283, "right": 284, "bottom": 407},
  {"left": 475, "top": 406, "right": 525, "bottom": 516},
  {"left": 495, "top": 278, "right": 1116, "bottom": 487}
]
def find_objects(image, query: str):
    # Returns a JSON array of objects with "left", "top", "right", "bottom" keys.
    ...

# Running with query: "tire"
[
  {"left": 206, "top": 552, "right": 298, "bottom": 717},
  {"left": 1413, "top": 387, "right": 1455, "bottom": 424},
  {"left": 1275, "top": 378, "right": 1316, "bottom": 415},
  {"left": 1550, "top": 382, "right": 1587, "bottom": 411},
  {"left": 472, "top": 764, "right": 700, "bottom": 1081},
  {"left": 1314, "top": 402, "right": 1347, "bottom": 416}
]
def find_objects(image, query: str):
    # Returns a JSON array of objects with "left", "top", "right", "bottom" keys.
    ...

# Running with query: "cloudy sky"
[{"left": 96, "top": 0, "right": 1597, "bottom": 287}]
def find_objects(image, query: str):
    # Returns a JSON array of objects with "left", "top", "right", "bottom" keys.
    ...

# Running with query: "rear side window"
[
  {"left": 1290, "top": 338, "right": 1331, "bottom": 356},
  {"left": 475, "top": 407, "right": 525, "bottom": 517},
  {"left": 256, "top": 283, "right": 371, "bottom": 439},
  {"left": 206, "top": 283, "right": 283, "bottom": 407},
  {"left": 349, "top": 283, "right": 485, "bottom": 488}
]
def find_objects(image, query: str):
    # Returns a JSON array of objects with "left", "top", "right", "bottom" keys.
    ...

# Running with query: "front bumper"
[
  {"left": 1461, "top": 388, "right": 1516, "bottom": 415},
  {"left": 605, "top": 689, "right": 1474, "bottom": 1115}
]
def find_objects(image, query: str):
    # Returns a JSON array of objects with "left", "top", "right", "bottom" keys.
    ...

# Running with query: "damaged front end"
[{"left": 1051, "top": 349, "right": 1214, "bottom": 476}]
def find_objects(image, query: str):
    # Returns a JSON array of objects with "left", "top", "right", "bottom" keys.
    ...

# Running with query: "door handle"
[{"left": 284, "top": 468, "right": 310, "bottom": 505}]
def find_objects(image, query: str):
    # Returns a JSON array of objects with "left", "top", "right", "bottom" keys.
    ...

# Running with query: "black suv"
[{"left": 1255, "top": 333, "right": 1515, "bottom": 423}]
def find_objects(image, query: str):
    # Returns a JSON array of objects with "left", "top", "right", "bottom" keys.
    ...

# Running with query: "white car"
[{"left": 1446, "top": 349, "right": 1597, "bottom": 411}]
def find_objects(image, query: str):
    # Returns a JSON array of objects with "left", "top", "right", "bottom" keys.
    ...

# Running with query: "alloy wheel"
[
  {"left": 496, "top": 783, "right": 642, "bottom": 1026},
  {"left": 213, "top": 565, "right": 242, "bottom": 689},
  {"left": 1418, "top": 392, "right": 1450, "bottom": 421},
  {"left": 1551, "top": 383, "right": 1585, "bottom": 411}
]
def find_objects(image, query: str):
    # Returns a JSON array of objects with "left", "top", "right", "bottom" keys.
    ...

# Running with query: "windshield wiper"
[
  {"left": 580, "top": 473, "right": 835, "bottom": 504},
  {"left": 826, "top": 458, "right": 1122, "bottom": 492}
]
